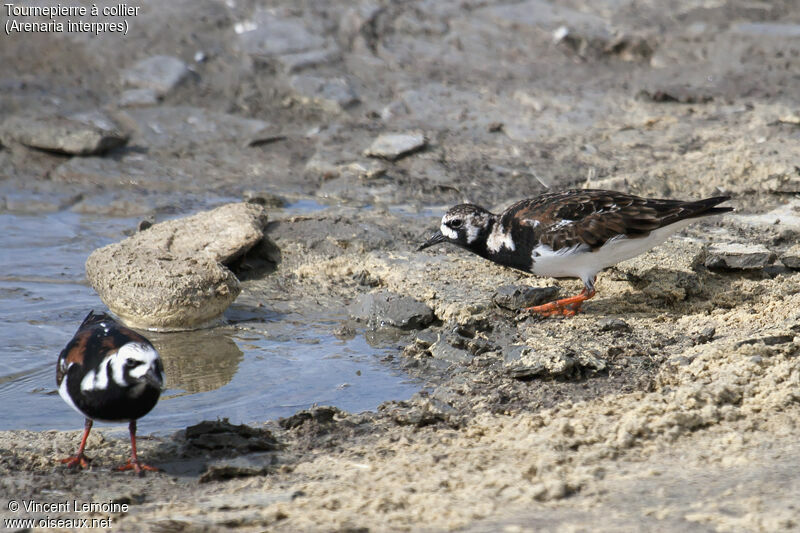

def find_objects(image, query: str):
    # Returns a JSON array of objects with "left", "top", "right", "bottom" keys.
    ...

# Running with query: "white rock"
[{"left": 365, "top": 132, "right": 427, "bottom": 160}]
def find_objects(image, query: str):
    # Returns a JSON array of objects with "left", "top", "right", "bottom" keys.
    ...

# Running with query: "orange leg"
[
  {"left": 116, "top": 420, "right": 159, "bottom": 475},
  {"left": 525, "top": 286, "right": 596, "bottom": 317},
  {"left": 60, "top": 418, "right": 93, "bottom": 469}
]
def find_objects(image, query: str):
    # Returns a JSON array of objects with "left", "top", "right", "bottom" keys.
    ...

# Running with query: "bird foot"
[
  {"left": 525, "top": 301, "right": 584, "bottom": 317},
  {"left": 116, "top": 459, "right": 160, "bottom": 475},
  {"left": 59, "top": 454, "right": 92, "bottom": 469},
  {"left": 523, "top": 288, "right": 595, "bottom": 318}
]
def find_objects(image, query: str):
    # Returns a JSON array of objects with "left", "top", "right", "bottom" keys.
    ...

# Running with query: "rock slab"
[
  {"left": 704, "top": 243, "right": 776, "bottom": 270},
  {"left": 350, "top": 291, "right": 435, "bottom": 330},
  {"left": 0, "top": 113, "right": 128, "bottom": 155},
  {"left": 780, "top": 245, "right": 800, "bottom": 269},
  {"left": 86, "top": 203, "right": 269, "bottom": 330},
  {"left": 365, "top": 132, "right": 427, "bottom": 160}
]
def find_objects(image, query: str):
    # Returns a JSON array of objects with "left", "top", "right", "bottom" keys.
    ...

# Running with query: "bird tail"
[
  {"left": 79, "top": 310, "right": 111, "bottom": 328},
  {"left": 683, "top": 196, "right": 733, "bottom": 218}
]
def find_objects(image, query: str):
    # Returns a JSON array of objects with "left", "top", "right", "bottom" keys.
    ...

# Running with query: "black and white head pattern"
[
  {"left": 79, "top": 341, "right": 163, "bottom": 395},
  {"left": 438, "top": 204, "right": 494, "bottom": 247}
]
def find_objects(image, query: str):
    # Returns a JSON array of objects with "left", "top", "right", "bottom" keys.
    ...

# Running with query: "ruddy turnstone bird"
[
  {"left": 418, "top": 189, "right": 732, "bottom": 316},
  {"left": 56, "top": 311, "right": 165, "bottom": 473}
]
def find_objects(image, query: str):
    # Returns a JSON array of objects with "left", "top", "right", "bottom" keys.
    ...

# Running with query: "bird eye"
[
  {"left": 449, "top": 219, "right": 463, "bottom": 229},
  {"left": 125, "top": 360, "right": 141, "bottom": 369}
]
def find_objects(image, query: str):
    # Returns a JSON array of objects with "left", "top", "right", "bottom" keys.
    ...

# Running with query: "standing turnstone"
[
  {"left": 56, "top": 311, "right": 165, "bottom": 473},
  {"left": 418, "top": 189, "right": 732, "bottom": 316}
]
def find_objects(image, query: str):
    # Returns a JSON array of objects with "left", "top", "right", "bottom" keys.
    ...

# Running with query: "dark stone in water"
[{"left": 350, "top": 290, "right": 434, "bottom": 330}]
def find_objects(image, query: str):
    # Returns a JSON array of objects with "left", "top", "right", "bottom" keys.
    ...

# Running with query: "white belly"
[{"left": 530, "top": 220, "right": 694, "bottom": 283}]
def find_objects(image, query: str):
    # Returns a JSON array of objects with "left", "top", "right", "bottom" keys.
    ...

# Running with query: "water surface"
[{"left": 0, "top": 206, "right": 419, "bottom": 433}]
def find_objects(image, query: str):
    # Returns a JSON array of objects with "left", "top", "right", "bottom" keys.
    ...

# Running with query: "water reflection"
[{"left": 149, "top": 329, "right": 243, "bottom": 394}]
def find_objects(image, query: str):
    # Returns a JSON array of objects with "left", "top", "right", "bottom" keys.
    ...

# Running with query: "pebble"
[
  {"left": 121, "top": 55, "right": 190, "bottom": 96},
  {"left": 704, "top": 243, "right": 776, "bottom": 270},
  {"left": 289, "top": 75, "right": 359, "bottom": 113},
  {"left": 694, "top": 326, "right": 716, "bottom": 345},
  {"left": 598, "top": 318, "right": 631, "bottom": 333},
  {"left": 0, "top": 113, "right": 128, "bottom": 155},
  {"left": 364, "top": 132, "right": 427, "bottom": 161}
]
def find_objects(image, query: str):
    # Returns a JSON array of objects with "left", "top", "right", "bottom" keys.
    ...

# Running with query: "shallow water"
[{"left": 0, "top": 205, "right": 419, "bottom": 433}]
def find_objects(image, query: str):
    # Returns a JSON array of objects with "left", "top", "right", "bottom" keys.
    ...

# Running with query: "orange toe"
[
  {"left": 60, "top": 454, "right": 92, "bottom": 469},
  {"left": 116, "top": 460, "right": 160, "bottom": 474}
]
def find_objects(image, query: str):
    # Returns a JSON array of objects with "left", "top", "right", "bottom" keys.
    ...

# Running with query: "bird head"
[
  {"left": 111, "top": 343, "right": 165, "bottom": 393},
  {"left": 418, "top": 204, "right": 494, "bottom": 251}
]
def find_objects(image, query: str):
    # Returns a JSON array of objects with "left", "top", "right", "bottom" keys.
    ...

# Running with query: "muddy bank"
[{"left": 2, "top": 0, "right": 800, "bottom": 531}]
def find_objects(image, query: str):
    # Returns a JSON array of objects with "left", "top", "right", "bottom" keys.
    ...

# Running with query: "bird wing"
[
  {"left": 56, "top": 329, "right": 91, "bottom": 386},
  {"left": 505, "top": 190, "right": 690, "bottom": 251}
]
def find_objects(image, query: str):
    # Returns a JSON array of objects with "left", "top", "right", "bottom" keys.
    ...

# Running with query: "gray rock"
[
  {"left": 185, "top": 418, "right": 280, "bottom": 452},
  {"left": 277, "top": 47, "right": 340, "bottom": 73},
  {"left": 704, "top": 243, "right": 776, "bottom": 270},
  {"left": 504, "top": 346, "right": 606, "bottom": 379},
  {"left": 121, "top": 55, "right": 190, "bottom": 96},
  {"left": 201, "top": 453, "right": 277, "bottom": 483},
  {"left": 365, "top": 132, "right": 427, "bottom": 161},
  {"left": 430, "top": 334, "right": 473, "bottom": 365},
  {"left": 0, "top": 113, "right": 128, "bottom": 155},
  {"left": 694, "top": 326, "right": 716, "bottom": 345},
  {"left": 492, "top": 285, "right": 560, "bottom": 310},
  {"left": 349, "top": 291, "right": 434, "bottom": 330},
  {"left": 598, "top": 318, "right": 631, "bottom": 333},
  {"left": 781, "top": 245, "right": 800, "bottom": 269},
  {"left": 86, "top": 203, "right": 269, "bottom": 330},
  {"left": 289, "top": 75, "right": 359, "bottom": 112},
  {"left": 119, "top": 88, "right": 160, "bottom": 107},
  {"left": 238, "top": 13, "right": 326, "bottom": 56}
]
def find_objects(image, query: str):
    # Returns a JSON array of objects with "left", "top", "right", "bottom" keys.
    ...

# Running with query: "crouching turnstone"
[
  {"left": 418, "top": 189, "right": 732, "bottom": 316},
  {"left": 56, "top": 311, "right": 165, "bottom": 473}
]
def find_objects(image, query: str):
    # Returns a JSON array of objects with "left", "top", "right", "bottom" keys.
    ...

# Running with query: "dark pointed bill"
[{"left": 417, "top": 230, "right": 447, "bottom": 251}]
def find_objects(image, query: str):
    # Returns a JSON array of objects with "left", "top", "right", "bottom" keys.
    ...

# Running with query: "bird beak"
[
  {"left": 143, "top": 368, "right": 164, "bottom": 391},
  {"left": 417, "top": 230, "right": 447, "bottom": 251}
]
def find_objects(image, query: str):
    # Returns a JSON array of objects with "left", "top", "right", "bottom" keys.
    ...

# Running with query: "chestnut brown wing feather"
[
  {"left": 506, "top": 190, "right": 712, "bottom": 251},
  {"left": 56, "top": 313, "right": 152, "bottom": 386},
  {"left": 56, "top": 329, "right": 91, "bottom": 386}
]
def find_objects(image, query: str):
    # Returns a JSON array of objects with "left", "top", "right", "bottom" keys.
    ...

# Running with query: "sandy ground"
[{"left": 2, "top": 0, "right": 800, "bottom": 531}]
